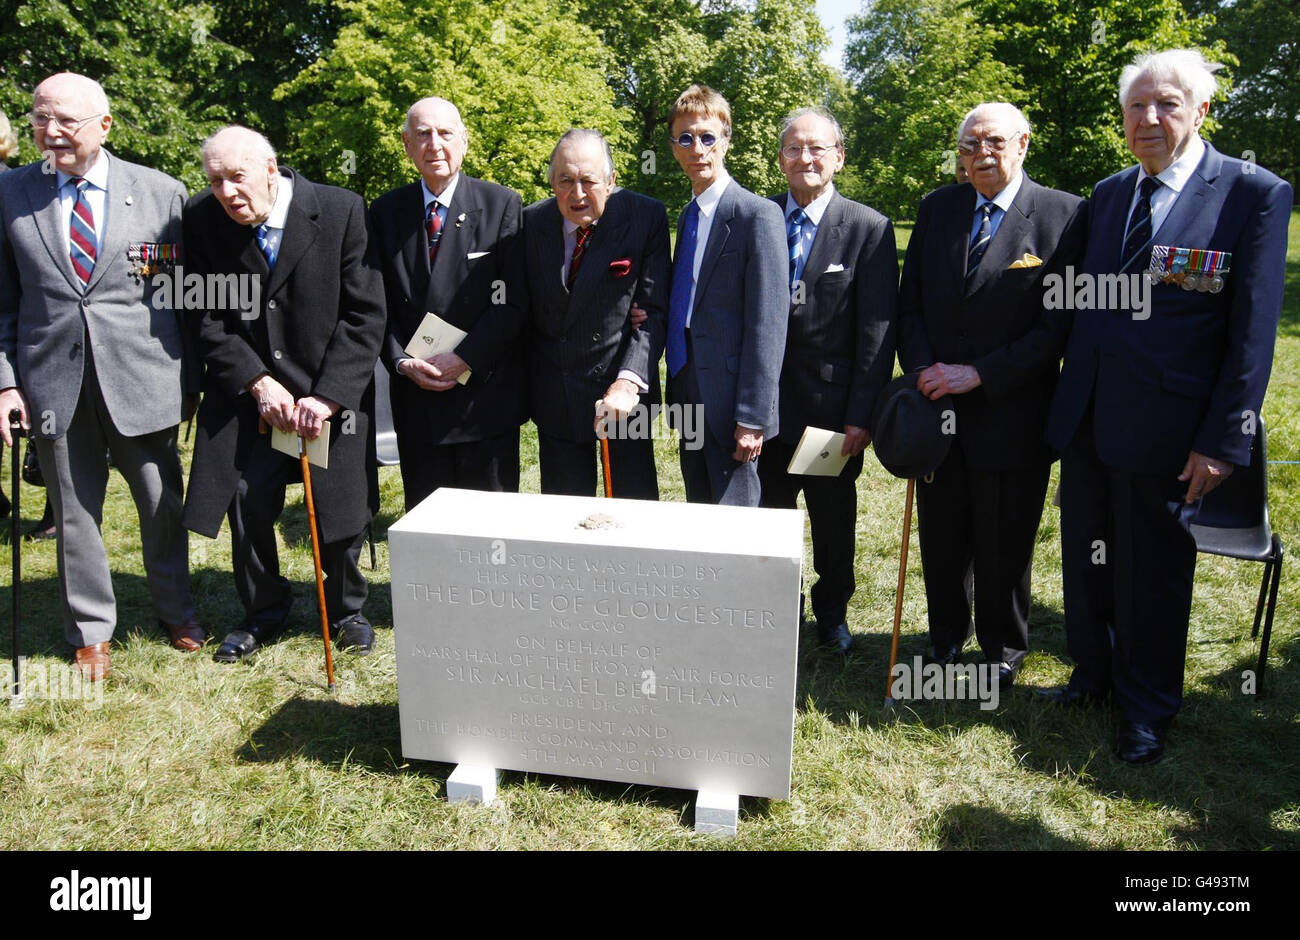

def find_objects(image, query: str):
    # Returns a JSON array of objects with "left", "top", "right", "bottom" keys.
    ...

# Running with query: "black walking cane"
[{"left": 9, "top": 409, "right": 23, "bottom": 707}]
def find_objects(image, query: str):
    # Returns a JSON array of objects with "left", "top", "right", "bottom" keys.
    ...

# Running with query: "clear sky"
[{"left": 818, "top": 0, "right": 859, "bottom": 71}]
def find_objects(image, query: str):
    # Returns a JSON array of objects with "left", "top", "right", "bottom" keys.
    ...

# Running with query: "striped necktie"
[
  {"left": 787, "top": 207, "right": 807, "bottom": 289},
  {"left": 568, "top": 225, "right": 592, "bottom": 288},
  {"left": 1120, "top": 177, "right": 1161, "bottom": 273},
  {"left": 256, "top": 223, "right": 277, "bottom": 268},
  {"left": 965, "top": 202, "right": 993, "bottom": 288},
  {"left": 68, "top": 178, "right": 97, "bottom": 288},
  {"left": 426, "top": 201, "right": 445, "bottom": 267}
]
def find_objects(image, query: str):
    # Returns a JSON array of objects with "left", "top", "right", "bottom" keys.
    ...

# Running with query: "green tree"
[
  {"left": 844, "top": 0, "right": 1021, "bottom": 219},
  {"left": 972, "top": 0, "right": 1228, "bottom": 196},
  {"left": 276, "top": 0, "right": 629, "bottom": 203},
  {"left": 577, "top": 0, "right": 833, "bottom": 212},
  {"left": 0, "top": 0, "right": 247, "bottom": 190}
]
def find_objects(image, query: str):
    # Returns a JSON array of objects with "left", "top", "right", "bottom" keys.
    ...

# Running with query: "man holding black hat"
[{"left": 898, "top": 102, "right": 1083, "bottom": 686}]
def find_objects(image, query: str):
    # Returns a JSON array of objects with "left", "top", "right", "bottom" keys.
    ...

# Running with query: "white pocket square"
[
  {"left": 467, "top": 251, "right": 490, "bottom": 260},
  {"left": 824, "top": 263, "right": 845, "bottom": 273}
]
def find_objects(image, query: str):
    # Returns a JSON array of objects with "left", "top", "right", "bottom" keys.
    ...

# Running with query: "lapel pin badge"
[
  {"left": 456, "top": 212, "right": 466, "bottom": 227},
  {"left": 125, "top": 195, "right": 134, "bottom": 205}
]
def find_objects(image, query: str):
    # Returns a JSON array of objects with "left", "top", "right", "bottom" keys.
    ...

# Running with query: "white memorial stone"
[
  {"left": 694, "top": 789, "right": 740, "bottom": 836},
  {"left": 391, "top": 489, "right": 803, "bottom": 800},
  {"left": 446, "top": 763, "right": 501, "bottom": 805}
]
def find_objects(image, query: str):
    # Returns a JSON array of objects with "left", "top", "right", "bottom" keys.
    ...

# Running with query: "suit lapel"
[
  {"left": 799, "top": 191, "right": 844, "bottom": 299},
  {"left": 568, "top": 191, "right": 630, "bottom": 321},
  {"left": 1107, "top": 166, "right": 1143, "bottom": 270},
  {"left": 1149, "top": 143, "right": 1221, "bottom": 255},
  {"left": 402, "top": 184, "right": 430, "bottom": 308},
  {"left": 692, "top": 184, "right": 734, "bottom": 315},
  {"left": 85, "top": 152, "right": 129, "bottom": 293},
  {"left": 425, "top": 178, "right": 481, "bottom": 319},
  {"left": 537, "top": 199, "right": 567, "bottom": 307},
  {"left": 947, "top": 184, "right": 976, "bottom": 295},
  {"left": 267, "top": 170, "right": 319, "bottom": 297},
  {"left": 23, "top": 167, "right": 81, "bottom": 292},
  {"left": 966, "top": 176, "right": 1036, "bottom": 296}
]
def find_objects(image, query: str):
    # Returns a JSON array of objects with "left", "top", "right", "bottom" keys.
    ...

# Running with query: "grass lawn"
[{"left": 0, "top": 213, "right": 1295, "bottom": 851}]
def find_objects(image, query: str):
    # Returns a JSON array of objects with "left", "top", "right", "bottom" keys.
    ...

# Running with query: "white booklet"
[
  {"left": 786, "top": 426, "right": 849, "bottom": 476},
  {"left": 404, "top": 311, "right": 471, "bottom": 385},
  {"left": 271, "top": 422, "right": 330, "bottom": 469}
]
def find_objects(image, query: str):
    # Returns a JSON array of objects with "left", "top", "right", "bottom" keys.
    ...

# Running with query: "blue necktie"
[
  {"left": 68, "top": 178, "right": 97, "bottom": 289},
  {"left": 787, "top": 207, "right": 806, "bottom": 289},
  {"left": 667, "top": 199, "right": 700, "bottom": 378},
  {"left": 1121, "top": 176, "right": 1161, "bottom": 273},
  {"left": 256, "top": 223, "right": 277, "bottom": 269},
  {"left": 966, "top": 203, "right": 992, "bottom": 289}
]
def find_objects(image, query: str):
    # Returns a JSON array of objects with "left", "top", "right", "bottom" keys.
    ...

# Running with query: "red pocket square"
[{"left": 609, "top": 258, "right": 632, "bottom": 277}]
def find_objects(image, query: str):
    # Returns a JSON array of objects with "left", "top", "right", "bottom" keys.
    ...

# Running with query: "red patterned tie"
[
  {"left": 426, "top": 202, "right": 444, "bottom": 267},
  {"left": 69, "top": 178, "right": 97, "bottom": 288},
  {"left": 568, "top": 226, "right": 592, "bottom": 288}
]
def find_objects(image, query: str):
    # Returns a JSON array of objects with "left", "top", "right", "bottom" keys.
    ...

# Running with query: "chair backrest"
[{"left": 1192, "top": 418, "right": 1269, "bottom": 531}]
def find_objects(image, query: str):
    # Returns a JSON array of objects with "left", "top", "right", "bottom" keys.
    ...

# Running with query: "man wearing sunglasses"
[
  {"left": 0, "top": 72, "right": 203, "bottom": 679},
  {"left": 666, "top": 84, "right": 787, "bottom": 506}
]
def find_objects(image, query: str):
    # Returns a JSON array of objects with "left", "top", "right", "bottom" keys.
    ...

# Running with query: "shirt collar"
[
  {"left": 1138, "top": 134, "right": 1204, "bottom": 195},
  {"left": 562, "top": 216, "right": 598, "bottom": 238},
  {"left": 785, "top": 184, "right": 835, "bottom": 225},
  {"left": 57, "top": 148, "right": 109, "bottom": 190},
  {"left": 975, "top": 170, "right": 1023, "bottom": 215},
  {"left": 264, "top": 170, "right": 293, "bottom": 229},
  {"left": 422, "top": 173, "right": 460, "bottom": 212},
  {"left": 693, "top": 170, "right": 731, "bottom": 218}
]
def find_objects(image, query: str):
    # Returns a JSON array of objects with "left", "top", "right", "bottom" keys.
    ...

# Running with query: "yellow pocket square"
[{"left": 1008, "top": 253, "right": 1043, "bottom": 269}]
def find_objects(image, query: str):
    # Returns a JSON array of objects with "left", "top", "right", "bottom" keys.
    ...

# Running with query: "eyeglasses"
[
  {"left": 781, "top": 144, "right": 836, "bottom": 161},
  {"left": 28, "top": 111, "right": 105, "bottom": 133},
  {"left": 672, "top": 131, "right": 719, "bottom": 150},
  {"left": 957, "top": 135, "right": 1012, "bottom": 156}
]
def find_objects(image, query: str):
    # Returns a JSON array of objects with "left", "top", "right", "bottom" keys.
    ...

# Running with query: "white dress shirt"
[
  {"left": 685, "top": 170, "right": 731, "bottom": 327},
  {"left": 969, "top": 170, "right": 1024, "bottom": 246},
  {"left": 1126, "top": 134, "right": 1205, "bottom": 238},
  {"left": 57, "top": 149, "right": 109, "bottom": 258},
  {"left": 784, "top": 184, "right": 835, "bottom": 285}
]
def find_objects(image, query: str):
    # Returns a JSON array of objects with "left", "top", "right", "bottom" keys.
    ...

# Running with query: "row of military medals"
[
  {"left": 1148, "top": 245, "right": 1230, "bottom": 293},
  {"left": 128, "top": 242, "right": 178, "bottom": 280}
]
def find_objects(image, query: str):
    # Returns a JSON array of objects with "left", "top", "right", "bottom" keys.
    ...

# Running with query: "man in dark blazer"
[
  {"left": 182, "top": 125, "right": 386, "bottom": 662},
  {"left": 520, "top": 129, "right": 669, "bottom": 499},
  {"left": 666, "top": 84, "right": 788, "bottom": 506},
  {"left": 759, "top": 107, "right": 897, "bottom": 652},
  {"left": 368, "top": 97, "right": 526, "bottom": 511},
  {"left": 1045, "top": 50, "right": 1292, "bottom": 763},
  {"left": 899, "top": 102, "right": 1083, "bottom": 687},
  {"left": 0, "top": 72, "right": 202, "bottom": 680}
]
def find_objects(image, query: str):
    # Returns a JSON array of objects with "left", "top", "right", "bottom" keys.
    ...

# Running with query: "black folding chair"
[{"left": 1188, "top": 419, "right": 1283, "bottom": 693}]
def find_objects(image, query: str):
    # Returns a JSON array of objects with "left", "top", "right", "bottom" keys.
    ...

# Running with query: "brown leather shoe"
[
  {"left": 163, "top": 618, "right": 206, "bottom": 652},
  {"left": 74, "top": 642, "right": 111, "bottom": 681}
]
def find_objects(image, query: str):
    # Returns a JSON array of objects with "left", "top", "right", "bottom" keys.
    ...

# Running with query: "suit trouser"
[
  {"left": 1060, "top": 409, "right": 1195, "bottom": 726},
  {"left": 396, "top": 428, "right": 520, "bottom": 513},
  {"left": 538, "top": 430, "right": 657, "bottom": 500},
  {"left": 34, "top": 348, "right": 192, "bottom": 647},
  {"left": 915, "top": 437, "right": 1050, "bottom": 666},
  {"left": 759, "top": 437, "right": 862, "bottom": 627},
  {"left": 226, "top": 437, "right": 368, "bottom": 627},
  {"left": 667, "top": 342, "right": 760, "bottom": 507}
]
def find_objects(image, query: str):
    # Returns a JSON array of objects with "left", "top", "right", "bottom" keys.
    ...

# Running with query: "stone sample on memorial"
[{"left": 390, "top": 489, "right": 803, "bottom": 799}]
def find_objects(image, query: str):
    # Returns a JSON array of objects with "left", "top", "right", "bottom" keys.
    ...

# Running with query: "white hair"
[
  {"left": 201, "top": 125, "right": 277, "bottom": 164},
  {"left": 1119, "top": 49, "right": 1222, "bottom": 108},
  {"left": 958, "top": 102, "right": 1031, "bottom": 142},
  {"left": 548, "top": 128, "right": 615, "bottom": 182},
  {"left": 404, "top": 97, "right": 466, "bottom": 137}
]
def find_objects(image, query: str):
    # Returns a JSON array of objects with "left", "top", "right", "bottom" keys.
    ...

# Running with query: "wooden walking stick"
[
  {"left": 299, "top": 436, "right": 336, "bottom": 693},
  {"left": 9, "top": 410, "right": 22, "bottom": 707},
  {"left": 600, "top": 437, "right": 613, "bottom": 498},
  {"left": 884, "top": 477, "right": 915, "bottom": 706}
]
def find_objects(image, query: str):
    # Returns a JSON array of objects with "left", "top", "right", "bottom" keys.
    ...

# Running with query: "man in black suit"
[
  {"left": 899, "top": 102, "right": 1083, "bottom": 686},
  {"left": 520, "top": 129, "right": 669, "bottom": 499},
  {"left": 758, "top": 108, "right": 897, "bottom": 652},
  {"left": 1045, "top": 50, "right": 1292, "bottom": 763},
  {"left": 182, "top": 125, "right": 386, "bottom": 662},
  {"left": 369, "top": 97, "right": 526, "bottom": 511},
  {"left": 666, "top": 84, "right": 788, "bottom": 506}
]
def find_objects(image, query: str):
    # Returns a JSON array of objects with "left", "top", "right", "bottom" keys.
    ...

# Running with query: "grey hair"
[
  {"left": 201, "top": 125, "right": 277, "bottom": 163},
  {"left": 0, "top": 110, "right": 17, "bottom": 161},
  {"left": 958, "top": 102, "right": 1032, "bottom": 142},
  {"left": 778, "top": 107, "right": 845, "bottom": 150},
  {"left": 548, "top": 128, "right": 615, "bottom": 182},
  {"left": 1119, "top": 48, "right": 1221, "bottom": 108}
]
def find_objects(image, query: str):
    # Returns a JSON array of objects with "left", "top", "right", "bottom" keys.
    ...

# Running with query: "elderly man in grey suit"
[
  {"left": 0, "top": 72, "right": 201, "bottom": 680},
  {"left": 666, "top": 84, "right": 788, "bottom": 505}
]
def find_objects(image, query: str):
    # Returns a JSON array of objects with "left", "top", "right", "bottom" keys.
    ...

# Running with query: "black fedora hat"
[{"left": 870, "top": 373, "right": 954, "bottom": 479}]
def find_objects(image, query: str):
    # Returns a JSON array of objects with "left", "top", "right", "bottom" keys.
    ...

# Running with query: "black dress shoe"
[
  {"left": 1115, "top": 720, "right": 1168, "bottom": 765},
  {"left": 996, "top": 661, "right": 1020, "bottom": 689},
  {"left": 817, "top": 622, "right": 853, "bottom": 654},
  {"left": 1036, "top": 685, "right": 1109, "bottom": 708},
  {"left": 213, "top": 607, "right": 291, "bottom": 664},
  {"left": 333, "top": 613, "right": 374, "bottom": 655},
  {"left": 924, "top": 644, "right": 962, "bottom": 667}
]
